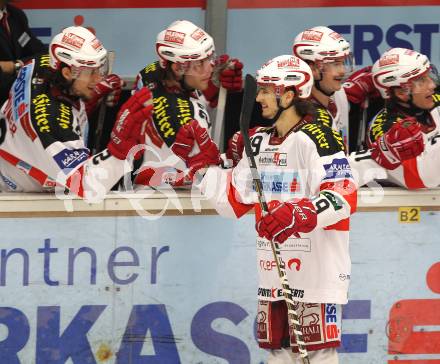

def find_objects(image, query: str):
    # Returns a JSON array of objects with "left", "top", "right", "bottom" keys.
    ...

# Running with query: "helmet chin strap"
[
  {"left": 314, "top": 70, "right": 334, "bottom": 97},
  {"left": 264, "top": 97, "right": 292, "bottom": 124}
]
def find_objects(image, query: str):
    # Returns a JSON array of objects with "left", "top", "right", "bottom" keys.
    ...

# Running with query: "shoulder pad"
[
  {"left": 432, "top": 92, "right": 440, "bottom": 106},
  {"left": 30, "top": 92, "right": 78, "bottom": 149},
  {"left": 368, "top": 108, "right": 398, "bottom": 144},
  {"left": 313, "top": 106, "right": 333, "bottom": 128},
  {"left": 137, "top": 61, "right": 162, "bottom": 90},
  {"left": 299, "top": 122, "right": 345, "bottom": 156}
]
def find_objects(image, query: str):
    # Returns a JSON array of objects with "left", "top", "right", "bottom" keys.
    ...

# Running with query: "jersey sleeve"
[
  {"left": 299, "top": 123, "right": 357, "bottom": 230},
  {"left": 197, "top": 151, "right": 255, "bottom": 218},
  {"left": 0, "top": 92, "right": 129, "bottom": 202}
]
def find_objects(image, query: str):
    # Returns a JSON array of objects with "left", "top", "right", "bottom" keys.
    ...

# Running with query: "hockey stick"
[
  {"left": 239, "top": 74, "right": 310, "bottom": 363},
  {"left": 212, "top": 86, "right": 227, "bottom": 150},
  {"left": 92, "top": 50, "right": 115, "bottom": 154},
  {"left": 357, "top": 97, "right": 369, "bottom": 150}
]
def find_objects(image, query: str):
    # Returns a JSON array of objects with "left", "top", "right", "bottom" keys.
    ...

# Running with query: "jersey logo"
[
  {"left": 256, "top": 171, "right": 302, "bottom": 194},
  {"left": 323, "top": 158, "right": 352, "bottom": 181}
]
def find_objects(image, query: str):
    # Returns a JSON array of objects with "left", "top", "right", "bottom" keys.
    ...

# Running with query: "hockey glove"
[
  {"left": 203, "top": 54, "right": 244, "bottom": 107},
  {"left": 343, "top": 66, "right": 381, "bottom": 105},
  {"left": 256, "top": 199, "right": 317, "bottom": 244},
  {"left": 171, "top": 119, "right": 221, "bottom": 182},
  {"left": 225, "top": 126, "right": 265, "bottom": 166},
  {"left": 107, "top": 87, "right": 153, "bottom": 160},
  {"left": 371, "top": 117, "right": 424, "bottom": 170}
]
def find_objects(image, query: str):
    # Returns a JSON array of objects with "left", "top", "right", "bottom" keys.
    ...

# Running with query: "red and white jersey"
[
  {"left": 133, "top": 61, "right": 212, "bottom": 188},
  {"left": 0, "top": 54, "right": 128, "bottom": 201},
  {"left": 349, "top": 97, "right": 440, "bottom": 188},
  {"left": 312, "top": 88, "right": 350, "bottom": 151},
  {"left": 198, "top": 121, "right": 357, "bottom": 305}
]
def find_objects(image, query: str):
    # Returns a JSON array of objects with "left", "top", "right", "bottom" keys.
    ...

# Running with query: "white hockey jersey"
[
  {"left": 349, "top": 95, "right": 440, "bottom": 188},
  {"left": 198, "top": 121, "right": 357, "bottom": 304},
  {"left": 132, "top": 61, "right": 212, "bottom": 188},
  {"left": 0, "top": 54, "right": 128, "bottom": 201}
]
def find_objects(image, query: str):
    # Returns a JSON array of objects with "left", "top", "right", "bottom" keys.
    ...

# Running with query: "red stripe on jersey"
[
  {"left": 227, "top": 171, "right": 254, "bottom": 218},
  {"left": 324, "top": 218, "right": 350, "bottom": 231},
  {"left": 66, "top": 165, "right": 85, "bottom": 197},
  {"left": 0, "top": 149, "right": 50, "bottom": 186},
  {"left": 402, "top": 158, "right": 426, "bottom": 189},
  {"left": 320, "top": 180, "right": 357, "bottom": 214}
]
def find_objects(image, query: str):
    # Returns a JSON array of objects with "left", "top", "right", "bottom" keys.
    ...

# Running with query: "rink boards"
[{"left": 0, "top": 189, "right": 439, "bottom": 363}]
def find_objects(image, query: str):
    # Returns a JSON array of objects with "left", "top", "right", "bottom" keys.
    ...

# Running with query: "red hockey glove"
[
  {"left": 371, "top": 117, "right": 424, "bottom": 170},
  {"left": 107, "top": 87, "right": 153, "bottom": 160},
  {"left": 344, "top": 66, "right": 381, "bottom": 105},
  {"left": 85, "top": 74, "right": 125, "bottom": 115},
  {"left": 216, "top": 54, "right": 243, "bottom": 92},
  {"left": 256, "top": 199, "right": 317, "bottom": 244},
  {"left": 203, "top": 55, "right": 244, "bottom": 107},
  {"left": 225, "top": 127, "right": 265, "bottom": 166},
  {"left": 171, "top": 119, "right": 221, "bottom": 181}
]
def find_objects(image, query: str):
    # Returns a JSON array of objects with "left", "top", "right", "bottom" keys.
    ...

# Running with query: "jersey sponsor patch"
[
  {"left": 257, "top": 171, "right": 302, "bottom": 194},
  {"left": 300, "top": 122, "right": 345, "bottom": 156},
  {"left": 258, "top": 152, "right": 287, "bottom": 166},
  {"left": 53, "top": 148, "right": 89, "bottom": 172},
  {"left": 323, "top": 157, "right": 352, "bottom": 181},
  {"left": 12, "top": 61, "right": 33, "bottom": 130}
]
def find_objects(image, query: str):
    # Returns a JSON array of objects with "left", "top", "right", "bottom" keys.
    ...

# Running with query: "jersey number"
[{"left": 250, "top": 135, "right": 263, "bottom": 156}]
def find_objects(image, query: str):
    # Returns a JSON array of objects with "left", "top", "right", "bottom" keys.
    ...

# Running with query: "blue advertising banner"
[{"left": 0, "top": 211, "right": 439, "bottom": 363}]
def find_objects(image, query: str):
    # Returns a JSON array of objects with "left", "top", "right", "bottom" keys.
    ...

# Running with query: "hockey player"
[
  {"left": 198, "top": 55, "right": 357, "bottom": 363},
  {"left": 292, "top": 26, "right": 353, "bottom": 150},
  {"left": 132, "top": 19, "right": 243, "bottom": 188},
  {"left": 0, "top": 26, "right": 153, "bottom": 201},
  {"left": 225, "top": 26, "right": 353, "bottom": 168},
  {"left": 347, "top": 48, "right": 434, "bottom": 188}
]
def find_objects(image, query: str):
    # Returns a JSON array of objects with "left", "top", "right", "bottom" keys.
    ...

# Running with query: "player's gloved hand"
[
  {"left": 256, "top": 199, "right": 317, "bottom": 244},
  {"left": 370, "top": 117, "right": 424, "bottom": 170},
  {"left": 343, "top": 66, "right": 381, "bottom": 105},
  {"left": 96, "top": 74, "right": 125, "bottom": 107},
  {"left": 107, "top": 87, "right": 153, "bottom": 160},
  {"left": 216, "top": 54, "right": 243, "bottom": 91},
  {"left": 85, "top": 74, "right": 125, "bottom": 115},
  {"left": 225, "top": 126, "right": 265, "bottom": 166},
  {"left": 203, "top": 55, "right": 244, "bottom": 107},
  {"left": 171, "top": 119, "right": 221, "bottom": 182}
]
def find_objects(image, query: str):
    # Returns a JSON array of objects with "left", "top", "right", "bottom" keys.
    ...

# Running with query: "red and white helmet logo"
[
  {"left": 379, "top": 54, "right": 400, "bottom": 67},
  {"left": 301, "top": 29, "right": 324, "bottom": 42},
  {"left": 61, "top": 33, "right": 85, "bottom": 50},
  {"left": 164, "top": 30, "right": 185, "bottom": 44}
]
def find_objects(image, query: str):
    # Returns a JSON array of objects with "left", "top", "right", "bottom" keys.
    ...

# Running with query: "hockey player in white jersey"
[
  {"left": 132, "top": 20, "right": 242, "bottom": 188},
  {"left": 225, "top": 26, "right": 354, "bottom": 169},
  {"left": 347, "top": 48, "right": 435, "bottom": 188},
  {"left": 0, "top": 26, "right": 153, "bottom": 201},
  {"left": 198, "top": 55, "right": 357, "bottom": 363}
]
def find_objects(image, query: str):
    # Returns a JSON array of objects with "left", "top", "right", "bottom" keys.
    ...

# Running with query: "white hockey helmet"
[
  {"left": 293, "top": 26, "right": 353, "bottom": 69},
  {"left": 156, "top": 20, "right": 215, "bottom": 69},
  {"left": 49, "top": 26, "right": 107, "bottom": 77},
  {"left": 372, "top": 47, "right": 432, "bottom": 99},
  {"left": 256, "top": 55, "right": 313, "bottom": 98}
]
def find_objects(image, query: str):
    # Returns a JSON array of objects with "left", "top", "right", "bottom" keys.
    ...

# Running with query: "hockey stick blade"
[{"left": 239, "top": 74, "right": 257, "bottom": 141}]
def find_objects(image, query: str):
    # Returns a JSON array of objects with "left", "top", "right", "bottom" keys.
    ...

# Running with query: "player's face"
[
  {"left": 410, "top": 73, "right": 436, "bottom": 110},
  {"left": 256, "top": 85, "right": 278, "bottom": 119},
  {"left": 317, "top": 59, "right": 346, "bottom": 93},
  {"left": 184, "top": 58, "right": 214, "bottom": 91},
  {"left": 70, "top": 68, "right": 103, "bottom": 100}
]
